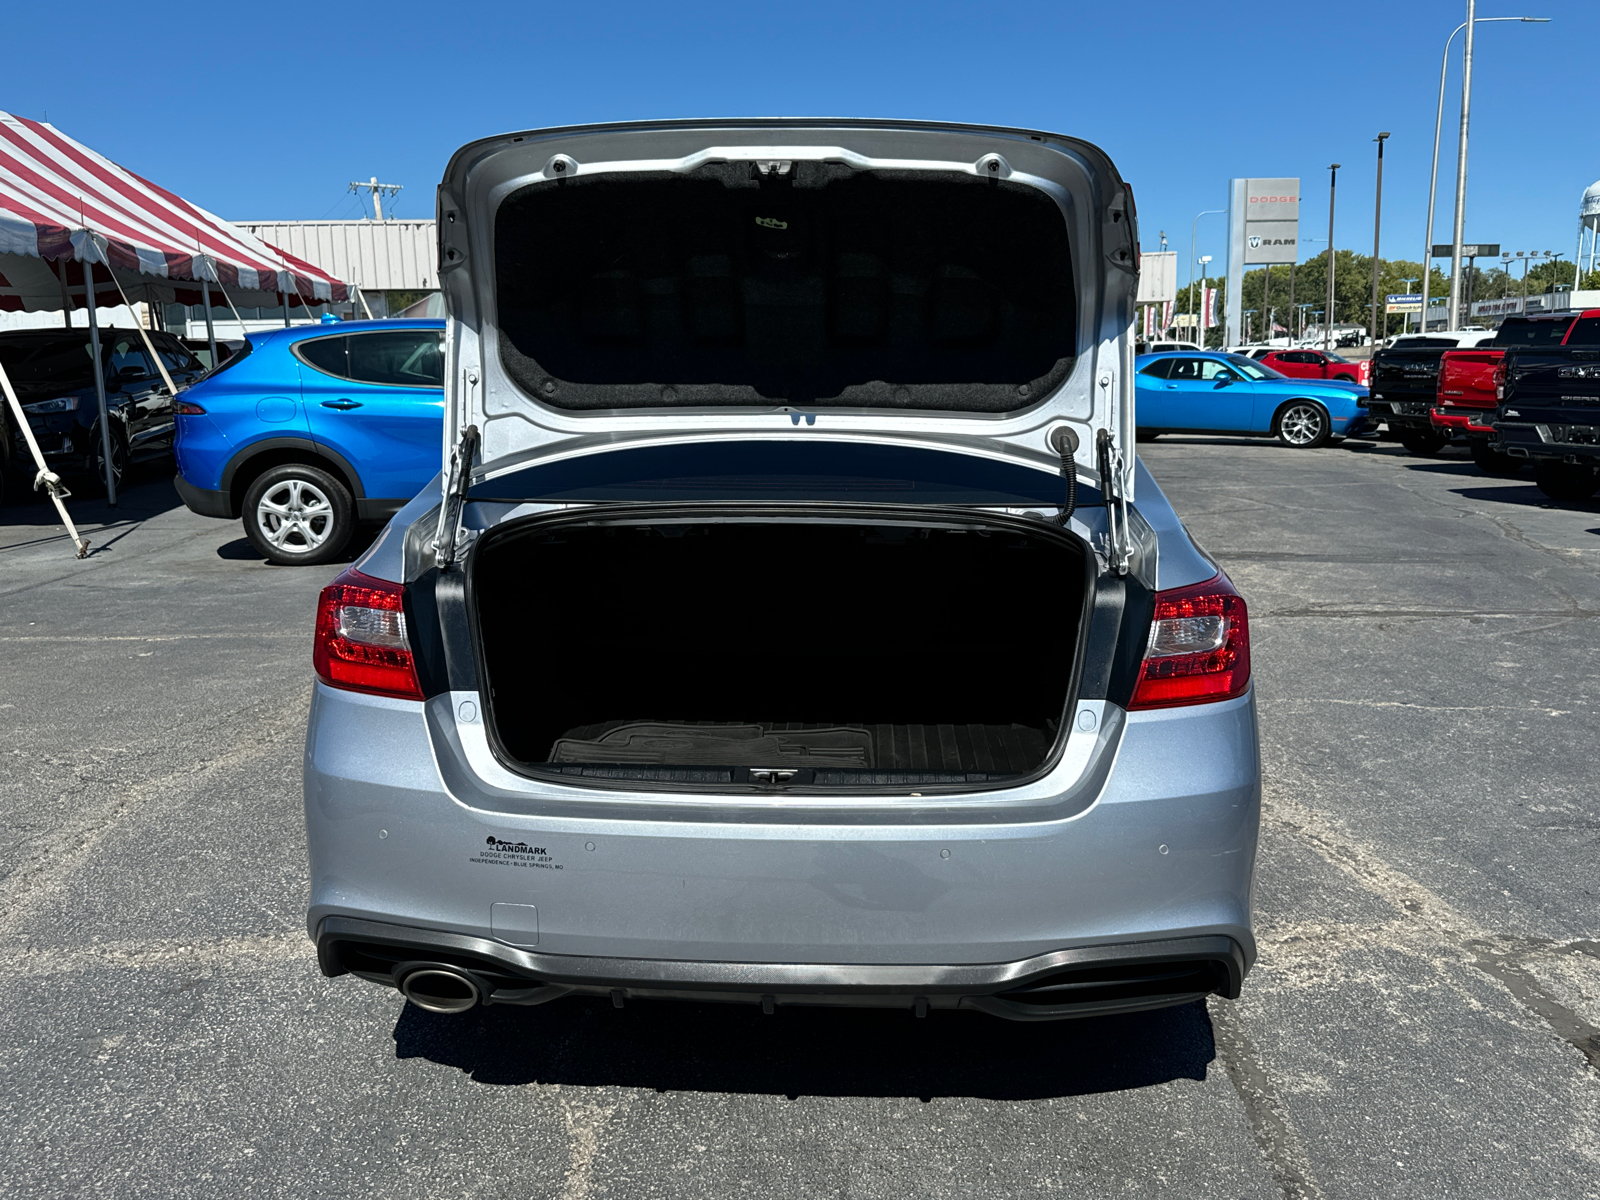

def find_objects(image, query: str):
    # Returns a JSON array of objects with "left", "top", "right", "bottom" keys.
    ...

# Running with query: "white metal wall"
[{"left": 237, "top": 220, "right": 437, "bottom": 291}]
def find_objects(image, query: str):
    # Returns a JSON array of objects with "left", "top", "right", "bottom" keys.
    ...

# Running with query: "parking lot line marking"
[
  {"left": 558, "top": 1095, "right": 624, "bottom": 1200},
  {"left": 0, "top": 692, "right": 306, "bottom": 940},
  {"left": 1261, "top": 785, "right": 1600, "bottom": 1079},
  {"left": 1211, "top": 999, "right": 1327, "bottom": 1200},
  {"left": 0, "top": 933, "right": 306, "bottom": 977}
]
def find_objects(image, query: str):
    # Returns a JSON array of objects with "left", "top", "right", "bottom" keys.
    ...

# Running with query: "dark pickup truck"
[
  {"left": 1493, "top": 308, "right": 1600, "bottom": 500},
  {"left": 1368, "top": 333, "right": 1493, "bottom": 455}
]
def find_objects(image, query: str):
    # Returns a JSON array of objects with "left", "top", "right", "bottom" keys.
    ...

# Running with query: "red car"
[{"left": 1255, "top": 348, "right": 1371, "bottom": 386}]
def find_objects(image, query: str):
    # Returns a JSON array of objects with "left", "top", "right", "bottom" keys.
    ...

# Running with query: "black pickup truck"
[
  {"left": 1493, "top": 308, "right": 1600, "bottom": 501},
  {"left": 1368, "top": 334, "right": 1492, "bottom": 455}
]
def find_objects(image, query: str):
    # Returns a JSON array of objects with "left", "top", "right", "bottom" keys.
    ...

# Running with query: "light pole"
[
  {"left": 1445, "top": 0, "right": 1480, "bottom": 331},
  {"left": 1190, "top": 209, "right": 1224, "bottom": 338},
  {"left": 1325, "top": 164, "right": 1340, "bottom": 350},
  {"left": 1370, "top": 132, "right": 1390, "bottom": 348},
  {"left": 1243, "top": 309, "right": 1258, "bottom": 343},
  {"left": 1197, "top": 255, "right": 1213, "bottom": 345},
  {"left": 1419, "top": 14, "right": 1549, "bottom": 334}
]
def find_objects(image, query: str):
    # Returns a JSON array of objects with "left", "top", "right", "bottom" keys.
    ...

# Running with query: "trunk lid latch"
[{"left": 750, "top": 768, "right": 799, "bottom": 786}]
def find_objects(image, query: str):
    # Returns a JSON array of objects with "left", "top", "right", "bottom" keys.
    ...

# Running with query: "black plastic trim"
[
  {"left": 219, "top": 437, "right": 368, "bottom": 500},
  {"left": 315, "top": 915, "right": 1246, "bottom": 1021},
  {"left": 172, "top": 474, "right": 232, "bottom": 519}
]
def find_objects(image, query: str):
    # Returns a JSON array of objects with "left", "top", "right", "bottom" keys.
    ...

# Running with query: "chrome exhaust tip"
[{"left": 398, "top": 965, "right": 483, "bottom": 1015}]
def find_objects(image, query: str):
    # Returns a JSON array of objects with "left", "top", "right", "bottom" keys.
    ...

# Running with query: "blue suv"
[{"left": 174, "top": 319, "right": 445, "bottom": 564}]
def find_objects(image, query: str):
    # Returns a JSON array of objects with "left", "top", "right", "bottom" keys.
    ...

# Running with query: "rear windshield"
[
  {"left": 0, "top": 334, "right": 95, "bottom": 393},
  {"left": 494, "top": 164, "right": 1078, "bottom": 413},
  {"left": 1491, "top": 317, "right": 1576, "bottom": 347},
  {"left": 1393, "top": 337, "right": 1459, "bottom": 349}
]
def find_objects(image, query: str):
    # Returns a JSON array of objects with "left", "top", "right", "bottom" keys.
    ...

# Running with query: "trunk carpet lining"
[{"left": 546, "top": 720, "right": 1050, "bottom": 773}]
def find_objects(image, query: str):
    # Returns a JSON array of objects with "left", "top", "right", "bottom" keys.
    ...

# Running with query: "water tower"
[{"left": 1578, "top": 180, "right": 1600, "bottom": 286}]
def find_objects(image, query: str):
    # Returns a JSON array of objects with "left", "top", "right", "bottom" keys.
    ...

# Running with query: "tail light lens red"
[
  {"left": 1493, "top": 363, "right": 1506, "bottom": 401},
  {"left": 313, "top": 567, "right": 424, "bottom": 701},
  {"left": 1129, "top": 573, "right": 1251, "bottom": 710},
  {"left": 174, "top": 400, "right": 207, "bottom": 415}
]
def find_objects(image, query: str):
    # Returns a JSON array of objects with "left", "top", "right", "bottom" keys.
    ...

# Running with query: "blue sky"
[{"left": 9, "top": 0, "right": 1596, "bottom": 274}]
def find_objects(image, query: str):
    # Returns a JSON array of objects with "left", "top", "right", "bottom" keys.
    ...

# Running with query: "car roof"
[{"left": 249, "top": 318, "right": 444, "bottom": 347}]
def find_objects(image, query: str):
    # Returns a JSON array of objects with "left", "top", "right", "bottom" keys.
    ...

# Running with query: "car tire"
[
  {"left": 1333, "top": 373, "right": 1355, "bottom": 382},
  {"left": 1399, "top": 431, "right": 1450, "bottom": 457},
  {"left": 1274, "top": 401, "right": 1331, "bottom": 448},
  {"left": 1533, "top": 460, "right": 1600, "bottom": 503},
  {"left": 90, "top": 425, "right": 129, "bottom": 495},
  {"left": 242, "top": 463, "right": 355, "bottom": 566},
  {"left": 1470, "top": 439, "right": 1522, "bottom": 477}
]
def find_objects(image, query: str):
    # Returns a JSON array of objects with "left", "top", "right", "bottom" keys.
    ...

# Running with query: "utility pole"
[
  {"left": 348, "top": 176, "right": 403, "bottom": 221},
  {"left": 1447, "top": 0, "right": 1477, "bottom": 330},
  {"left": 1370, "top": 132, "right": 1390, "bottom": 347},
  {"left": 1325, "top": 164, "right": 1341, "bottom": 350}
]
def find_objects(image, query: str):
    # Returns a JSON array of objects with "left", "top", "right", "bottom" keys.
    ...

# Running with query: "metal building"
[{"left": 235, "top": 220, "right": 440, "bottom": 318}]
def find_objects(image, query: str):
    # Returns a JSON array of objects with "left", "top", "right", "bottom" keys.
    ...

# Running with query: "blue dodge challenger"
[{"left": 1135, "top": 351, "right": 1370, "bottom": 447}]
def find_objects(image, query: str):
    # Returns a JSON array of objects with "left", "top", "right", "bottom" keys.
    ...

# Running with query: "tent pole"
[
  {"left": 56, "top": 258, "right": 72, "bottom": 328},
  {"left": 0, "top": 360, "right": 90, "bottom": 558},
  {"left": 281, "top": 286, "right": 291, "bottom": 328},
  {"left": 83, "top": 258, "right": 116, "bottom": 507},
  {"left": 201, "top": 277, "right": 218, "bottom": 368}
]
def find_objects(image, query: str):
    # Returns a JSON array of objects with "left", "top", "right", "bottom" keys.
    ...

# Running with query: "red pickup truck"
[
  {"left": 1433, "top": 313, "right": 1589, "bottom": 473},
  {"left": 1255, "top": 348, "right": 1372, "bottom": 386}
]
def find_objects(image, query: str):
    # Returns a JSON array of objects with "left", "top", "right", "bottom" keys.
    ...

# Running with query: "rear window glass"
[
  {"left": 1137, "top": 358, "right": 1173, "bottom": 379},
  {"left": 1567, "top": 317, "right": 1600, "bottom": 346},
  {"left": 296, "top": 335, "right": 347, "bottom": 377},
  {"left": 494, "top": 164, "right": 1078, "bottom": 414},
  {"left": 468, "top": 440, "right": 1099, "bottom": 507},
  {"left": 0, "top": 334, "right": 95, "bottom": 392},
  {"left": 347, "top": 330, "right": 444, "bottom": 387},
  {"left": 1492, "top": 317, "right": 1576, "bottom": 347}
]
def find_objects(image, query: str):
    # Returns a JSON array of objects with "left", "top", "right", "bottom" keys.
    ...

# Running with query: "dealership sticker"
[{"left": 470, "top": 837, "right": 563, "bottom": 870}]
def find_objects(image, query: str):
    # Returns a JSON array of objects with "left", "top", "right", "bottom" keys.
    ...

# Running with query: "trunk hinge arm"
[
  {"left": 433, "top": 423, "right": 480, "bottom": 569},
  {"left": 1096, "top": 429, "right": 1131, "bottom": 576}
]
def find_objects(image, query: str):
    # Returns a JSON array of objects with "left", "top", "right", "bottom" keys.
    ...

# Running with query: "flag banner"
[{"left": 1161, "top": 300, "right": 1173, "bottom": 333}]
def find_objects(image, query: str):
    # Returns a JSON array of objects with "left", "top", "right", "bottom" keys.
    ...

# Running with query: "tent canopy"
[{"left": 0, "top": 111, "right": 349, "bottom": 313}]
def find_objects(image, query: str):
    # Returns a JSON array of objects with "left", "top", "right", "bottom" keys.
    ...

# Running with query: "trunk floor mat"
[{"left": 547, "top": 720, "right": 1049, "bottom": 773}]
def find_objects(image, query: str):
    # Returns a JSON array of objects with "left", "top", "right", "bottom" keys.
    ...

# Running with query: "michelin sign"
[{"left": 1225, "top": 177, "right": 1300, "bottom": 345}]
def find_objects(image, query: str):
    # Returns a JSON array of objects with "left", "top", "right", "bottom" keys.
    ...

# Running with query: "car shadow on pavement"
[
  {"left": 215, "top": 525, "right": 383, "bottom": 563},
  {"left": 391, "top": 995, "right": 1216, "bottom": 1100}
]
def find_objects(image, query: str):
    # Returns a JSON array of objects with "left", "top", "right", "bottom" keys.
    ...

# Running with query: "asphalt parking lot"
[{"left": 2, "top": 439, "right": 1597, "bottom": 1200}]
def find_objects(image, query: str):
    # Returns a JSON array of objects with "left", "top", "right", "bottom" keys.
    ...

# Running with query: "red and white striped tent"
[{"left": 0, "top": 110, "right": 348, "bottom": 313}]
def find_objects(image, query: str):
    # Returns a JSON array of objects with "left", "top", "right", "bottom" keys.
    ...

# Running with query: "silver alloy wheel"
[
  {"left": 254, "top": 477, "right": 335, "bottom": 555},
  {"left": 1278, "top": 403, "right": 1325, "bottom": 446}
]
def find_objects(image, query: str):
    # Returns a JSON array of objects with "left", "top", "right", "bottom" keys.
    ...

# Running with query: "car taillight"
[
  {"left": 313, "top": 567, "right": 423, "bottom": 701},
  {"left": 1493, "top": 363, "right": 1506, "bottom": 401},
  {"left": 174, "top": 400, "right": 206, "bottom": 415},
  {"left": 1128, "top": 573, "right": 1251, "bottom": 710}
]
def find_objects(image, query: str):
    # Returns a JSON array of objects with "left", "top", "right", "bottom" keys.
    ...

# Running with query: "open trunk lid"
[{"left": 433, "top": 119, "right": 1138, "bottom": 529}]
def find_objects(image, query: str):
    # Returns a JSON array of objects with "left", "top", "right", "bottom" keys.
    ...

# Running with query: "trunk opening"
[{"left": 470, "top": 514, "right": 1091, "bottom": 790}]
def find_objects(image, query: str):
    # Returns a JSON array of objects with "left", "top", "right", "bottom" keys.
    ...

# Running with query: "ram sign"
[{"left": 1225, "top": 177, "right": 1301, "bottom": 344}]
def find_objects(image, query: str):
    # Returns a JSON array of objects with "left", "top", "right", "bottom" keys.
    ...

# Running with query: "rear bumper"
[
  {"left": 304, "top": 682, "right": 1262, "bottom": 1017},
  {"left": 1431, "top": 406, "right": 1494, "bottom": 436},
  {"left": 315, "top": 915, "right": 1247, "bottom": 1020},
  {"left": 1365, "top": 398, "right": 1436, "bottom": 431},
  {"left": 173, "top": 473, "right": 233, "bottom": 519},
  {"left": 1495, "top": 420, "right": 1600, "bottom": 463}
]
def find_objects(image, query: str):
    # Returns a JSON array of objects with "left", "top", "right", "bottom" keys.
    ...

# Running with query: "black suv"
[{"left": 0, "top": 328, "right": 206, "bottom": 492}]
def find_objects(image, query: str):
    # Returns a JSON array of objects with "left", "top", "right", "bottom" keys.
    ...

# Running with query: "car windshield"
[
  {"left": 1222, "top": 355, "right": 1283, "bottom": 380},
  {"left": 0, "top": 335, "right": 96, "bottom": 392}
]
